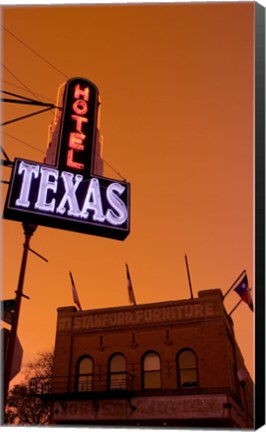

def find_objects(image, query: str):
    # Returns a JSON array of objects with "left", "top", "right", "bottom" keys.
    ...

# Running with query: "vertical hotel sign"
[
  {"left": 57, "top": 78, "right": 98, "bottom": 178},
  {"left": 3, "top": 78, "right": 130, "bottom": 240}
]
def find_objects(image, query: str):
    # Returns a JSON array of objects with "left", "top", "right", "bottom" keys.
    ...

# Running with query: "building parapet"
[{"left": 56, "top": 289, "right": 229, "bottom": 334}]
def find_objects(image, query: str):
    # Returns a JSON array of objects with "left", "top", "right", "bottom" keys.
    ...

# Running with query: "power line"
[
  {"left": 100, "top": 155, "right": 127, "bottom": 181},
  {"left": 2, "top": 79, "right": 56, "bottom": 103},
  {"left": 1, "top": 90, "right": 58, "bottom": 108},
  {"left": 3, "top": 26, "right": 69, "bottom": 80},
  {"left": 2, "top": 132, "right": 127, "bottom": 180},
  {"left": 2, "top": 64, "right": 43, "bottom": 102},
  {"left": 2, "top": 131, "right": 46, "bottom": 155},
  {"left": 1, "top": 105, "right": 55, "bottom": 127},
  {"left": 2, "top": 65, "right": 57, "bottom": 120}
]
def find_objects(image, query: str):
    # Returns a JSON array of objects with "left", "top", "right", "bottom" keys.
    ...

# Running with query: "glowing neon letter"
[
  {"left": 74, "top": 85, "right": 89, "bottom": 101},
  {"left": 71, "top": 115, "right": 88, "bottom": 132},
  {"left": 80, "top": 178, "right": 105, "bottom": 222},
  {"left": 106, "top": 183, "right": 128, "bottom": 225},
  {"left": 72, "top": 99, "right": 88, "bottom": 116},
  {"left": 35, "top": 167, "right": 58, "bottom": 213},
  {"left": 68, "top": 132, "right": 86, "bottom": 151},
  {"left": 15, "top": 161, "right": 39, "bottom": 208},
  {"left": 67, "top": 149, "right": 85, "bottom": 170},
  {"left": 56, "top": 172, "right": 83, "bottom": 216}
]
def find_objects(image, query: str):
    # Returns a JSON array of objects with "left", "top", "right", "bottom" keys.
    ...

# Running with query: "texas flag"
[{"left": 234, "top": 274, "right": 254, "bottom": 311}]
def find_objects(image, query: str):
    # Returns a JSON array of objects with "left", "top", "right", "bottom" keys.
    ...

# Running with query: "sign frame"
[{"left": 3, "top": 158, "right": 130, "bottom": 240}]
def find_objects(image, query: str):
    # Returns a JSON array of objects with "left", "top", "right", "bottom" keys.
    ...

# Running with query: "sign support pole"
[{"left": 3, "top": 223, "right": 37, "bottom": 414}]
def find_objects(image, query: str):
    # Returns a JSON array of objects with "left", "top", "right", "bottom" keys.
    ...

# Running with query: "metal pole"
[
  {"left": 228, "top": 299, "right": 243, "bottom": 317},
  {"left": 185, "top": 255, "right": 194, "bottom": 299},
  {"left": 3, "top": 223, "right": 37, "bottom": 412},
  {"left": 223, "top": 269, "right": 246, "bottom": 300}
]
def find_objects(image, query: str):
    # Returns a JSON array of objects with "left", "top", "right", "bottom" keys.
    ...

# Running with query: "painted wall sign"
[
  {"left": 57, "top": 301, "right": 217, "bottom": 332},
  {"left": 3, "top": 78, "right": 130, "bottom": 240},
  {"left": 52, "top": 394, "right": 227, "bottom": 421}
]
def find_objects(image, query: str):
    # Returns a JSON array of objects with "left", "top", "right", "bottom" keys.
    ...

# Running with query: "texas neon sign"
[
  {"left": 3, "top": 78, "right": 130, "bottom": 240},
  {"left": 4, "top": 159, "right": 130, "bottom": 240}
]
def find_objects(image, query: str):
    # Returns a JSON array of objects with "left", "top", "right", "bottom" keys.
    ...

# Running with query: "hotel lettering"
[{"left": 67, "top": 83, "right": 90, "bottom": 171}]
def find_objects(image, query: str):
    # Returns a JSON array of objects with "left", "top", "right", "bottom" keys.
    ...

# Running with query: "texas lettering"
[{"left": 4, "top": 159, "right": 130, "bottom": 240}]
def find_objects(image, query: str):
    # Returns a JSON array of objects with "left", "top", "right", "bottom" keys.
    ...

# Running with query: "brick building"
[{"left": 31, "top": 289, "right": 254, "bottom": 427}]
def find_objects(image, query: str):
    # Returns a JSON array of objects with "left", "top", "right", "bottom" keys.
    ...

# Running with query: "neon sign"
[
  {"left": 57, "top": 78, "right": 99, "bottom": 178},
  {"left": 4, "top": 159, "right": 130, "bottom": 240},
  {"left": 66, "top": 84, "right": 89, "bottom": 170},
  {"left": 3, "top": 77, "right": 130, "bottom": 240}
]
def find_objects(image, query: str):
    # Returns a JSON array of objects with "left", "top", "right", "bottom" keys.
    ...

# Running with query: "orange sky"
[{"left": 1, "top": 1, "right": 255, "bottom": 384}]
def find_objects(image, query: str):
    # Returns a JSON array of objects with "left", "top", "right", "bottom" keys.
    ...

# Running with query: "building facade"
[{"left": 31, "top": 289, "right": 254, "bottom": 427}]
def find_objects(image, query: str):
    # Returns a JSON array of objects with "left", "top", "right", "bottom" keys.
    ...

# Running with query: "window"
[
  {"left": 177, "top": 349, "right": 198, "bottom": 388},
  {"left": 143, "top": 351, "right": 161, "bottom": 389},
  {"left": 109, "top": 354, "right": 127, "bottom": 390},
  {"left": 76, "top": 356, "right": 93, "bottom": 392}
]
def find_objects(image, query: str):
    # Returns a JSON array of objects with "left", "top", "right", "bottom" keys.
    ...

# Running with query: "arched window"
[
  {"left": 142, "top": 351, "right": 161, "bottom": 389},
  {"left": 76, "top": 356, "right": 93, "bottom": 392},
  {"left": 177, "top": 349, "right": 198, "bottom": 388},
  {"left": 109, "top": 354, "right": 127, "bottom": 390}
]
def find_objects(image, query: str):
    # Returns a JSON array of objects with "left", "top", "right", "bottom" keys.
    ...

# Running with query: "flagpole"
[
  {"left": 228, "top": 299, "right": 242, "bottom": 316},
  {"left": 185, "top": 255, "right": 194, "bottom": 299},
  {"left": 223, "top": 269, "right": 246, "bottom": 300}
]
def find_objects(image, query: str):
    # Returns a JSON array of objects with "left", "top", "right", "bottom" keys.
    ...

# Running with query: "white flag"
[
  {"left": 125, "top": 263, "right": 136, "bottom": 305},
  {"left": 69, "top": 271, "right": 82, "bottom": 311}
]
